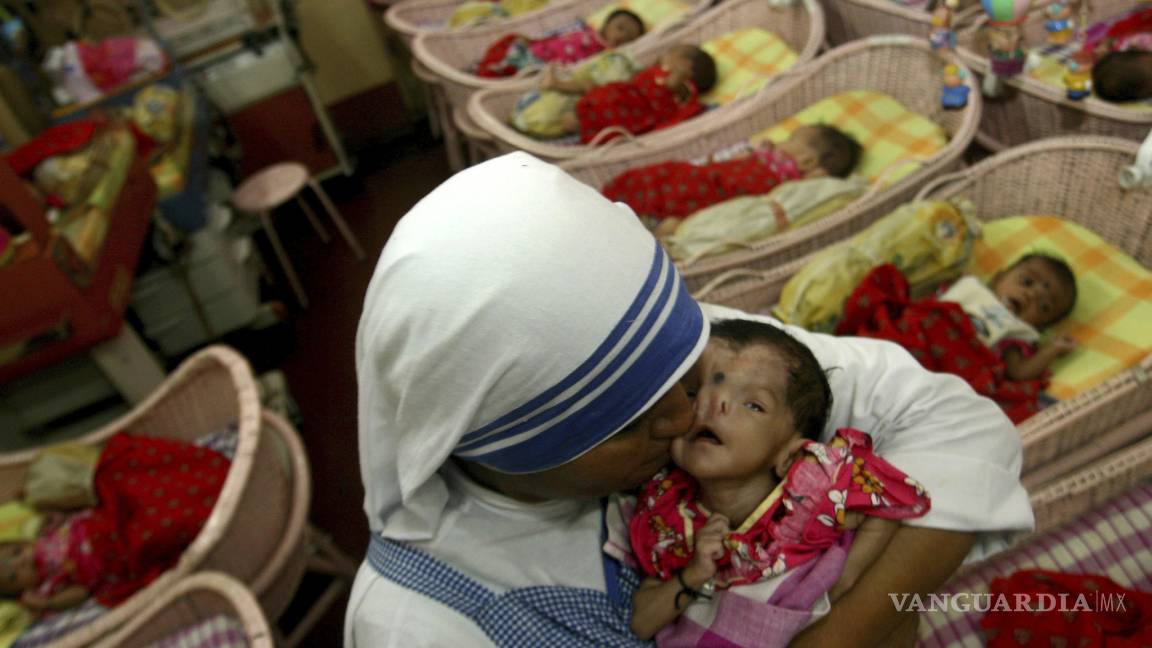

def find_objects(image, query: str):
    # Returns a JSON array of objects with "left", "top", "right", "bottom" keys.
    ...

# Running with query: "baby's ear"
[{"left": 773, "top": 436, "right": 810, "bottom": 478}]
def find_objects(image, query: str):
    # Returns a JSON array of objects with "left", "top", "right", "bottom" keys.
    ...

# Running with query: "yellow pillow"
[
  {"left": 774, "top": 200, "right": 979, "bottom": 332},
  {"left": 966, "top": 216, "right": 1152, "bottom": 400},
  {"left": 587, "top": 0, "right": 695, "bottom": 32},
  {"left": 752, "top": 90, "right": 949, "bottom": 184},
  {"left": 700, "top": 28, "right": 799, "bottom": 105}
]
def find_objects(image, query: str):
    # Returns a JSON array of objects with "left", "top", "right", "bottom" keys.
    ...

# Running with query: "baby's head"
[
  {"left": 672, "top": 319, "right": 832, "bottom": 482},
  {"left": 1092, "top": 51, "right": 1152, "bottom": 102},
  {"left": 659, "top": 44, "right": 718, "bottom": 95},
  {"left": 777, "top": 125, "right": 862, "bottom": 178},
  {"left": 990, "top": 254, "right": 1077, "bottom": 329},
  {"left": 600, "top": 9, "right": 645, "bottom": 47},
  {"left": 0, "top": 542, "right": 37, "bottom": 597}
]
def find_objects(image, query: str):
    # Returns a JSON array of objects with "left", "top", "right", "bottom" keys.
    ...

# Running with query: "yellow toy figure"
[
  {"left": 1063, "top": 50, "right": 1093, "bottom": 99},
  {"left": 1045, "top": 0, "right": 1076, "bottom": 45},
  {"left": 930, "top": 0, "right": 960, "bottom": 53}
]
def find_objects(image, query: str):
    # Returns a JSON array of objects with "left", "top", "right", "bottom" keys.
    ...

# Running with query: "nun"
[{"left": 346, "top": 153, "right": 1033, "bottom": 647}]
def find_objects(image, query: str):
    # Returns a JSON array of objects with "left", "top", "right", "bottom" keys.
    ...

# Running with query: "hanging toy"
[
  {"left": 941, "top": 64, "right": 972, "bottom": 108},
  {"left": 1044, "top": 0, "right": 1076, "bottom": 46},
  {"left": 930, "top": 0, "right": 960, "bottom": 53},
  {"left": 980, "top": 0, "right": 1031, "bottom": 96},
  {"left": 1063, "top": 49, "right": 1093, "bottom": 99}
]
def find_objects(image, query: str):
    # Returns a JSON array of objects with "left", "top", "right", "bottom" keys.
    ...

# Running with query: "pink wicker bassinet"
[
  {"left": 0, "top": 346, "right": 311, "bottom": 648},
  {"left": 465, "top": 0, "right": 826, "bottom": 163},
  {"left": 411, "top": 0, "right": 715, "bottom": 110},
  {"left": 89, "top": 572, "right": 274, "bottom": 648},
  {"left": 691, "top": 137, "right": 1152, "bottom": 505},
  {"left": 558, "top": 36, "right": 981, "bottom": 291},
  {"left": 955, "top": 0, "right": 1152, "bottom": 151}
]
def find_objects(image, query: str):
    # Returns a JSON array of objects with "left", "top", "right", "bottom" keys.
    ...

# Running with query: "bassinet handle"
[
  {"left": 571, "top": 127, "right": 647, "bottom": 161},
  {"left": 914, "top": 167, "right": 973, "bottom": 200},
  {"left": 691, "top": 268, "right": 773, "bottom": 302}
]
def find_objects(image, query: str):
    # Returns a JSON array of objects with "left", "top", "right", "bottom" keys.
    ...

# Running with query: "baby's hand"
[
  {"left": 540, "top": 63, "right": 560, "bottom": 90},
  {"left": 683, "top": 514, "right": 728, "bottom": 586},
  {"left": 20, "top": 591, "right": 49, "bottom": 611},
  {"left": 1047, "top": 335, "right": 1078, "bottom": 356}
]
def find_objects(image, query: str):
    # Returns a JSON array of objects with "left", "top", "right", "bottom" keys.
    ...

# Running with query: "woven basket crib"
[
  {"left": 819, "top": 0, "right": 981, "bottom": 46},
  {"left": 691, "top": 137, "right": 1152, "bottom": 496},
  {"left": 411, "top": 0, "right": 715, "bottom": 111},
  {"left": 558, "top": 36, "right": 981, "bottom": 291},
  {"left": 955, "top": 0, "right": 1152, "bottom": 151},
  {"left": 386, "top": 0, "right": 569, "bottom": 47},
  {"left": 90, "top": 572, "right": 273, "bottom": 648},
  {"left": 465, "top": 0, "right": 826, "bottom": 163},
  {"left": 1026, "top": 434, "right": 1152, "bottom": 536},
  {"left": 0, "top": 346, "right": 310, "bottom": 648}
]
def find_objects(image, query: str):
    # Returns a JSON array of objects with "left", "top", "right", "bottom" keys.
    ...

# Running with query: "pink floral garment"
[{"left": 628, "top": 428, "right": 932, "bottom": 588}]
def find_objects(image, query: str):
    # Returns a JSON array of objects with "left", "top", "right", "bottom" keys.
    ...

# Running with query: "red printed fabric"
[
  {"left": 476, "top": 34, "right": 531, "bottom": 78},
  {"left": 601, "top": 154, "right": 803, "bottom": 221},
  {"left": 834, "top": 264, "right": 1047, "bottom": 423},
  {"left": 982, "top": 569, "right": 1152, "bottom": 647},
  {"left": 82, "top": 432, "right": 231, "bottom": 605},
  {"left": 5, "top": 121, "right": 100, "bottom": 176},
  {"left": 575, "top": 66, "right": 704, "bottom": 144},
  {"left": 628, "top": 428, "right": 930, "bottom": 589},
  {"left": 1104, "top": 6, "right": 1152, "bottom": 50}
]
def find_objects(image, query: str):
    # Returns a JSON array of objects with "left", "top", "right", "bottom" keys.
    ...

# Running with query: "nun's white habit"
[{"left": 345, "top": 153, "right": 1033, "bottom": 647}]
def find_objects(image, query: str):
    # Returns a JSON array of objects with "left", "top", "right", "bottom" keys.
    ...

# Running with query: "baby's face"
[
  {"left": 671, "top": 340, "right": 798, "bottom": 482},
  {"left": 601, "top": 14, "right": 643, "bottom": 47},
  {"left": 777, "top": 126, "right": 824, "bottom": 175},
  {"left": 658, "top": 48, "right": 696, "bottom": 86},
  {"left": 0, "top": 543, "right": 37, "bottom": 595},
  {"left": 991, "top": 257, "right": 1074, "bottom": 329}
]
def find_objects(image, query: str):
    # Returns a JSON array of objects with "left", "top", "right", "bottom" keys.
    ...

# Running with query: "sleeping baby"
[{"left": 475, "top": 9, "right": 645, "bottom": 78}]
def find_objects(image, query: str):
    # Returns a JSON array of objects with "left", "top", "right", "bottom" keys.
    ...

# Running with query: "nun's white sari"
[{"left": 345, "top": 153, "right": 1033, "bottom": 647}]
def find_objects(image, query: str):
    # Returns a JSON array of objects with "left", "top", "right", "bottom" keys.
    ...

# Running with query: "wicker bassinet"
[
  {"left": 0, "top": 346, "right": 310, "bottom": 648},
  {"left": 691, "top": 137, "right": 1152, "bottom": 501},
  {"left": 411, "top": 0, "right": 716, "bottom": 111},
  {"left": 819, "top": 0, "right": 981, "bottom": 46},
  {"left": 955, "top": 0, "right": 1152, "bottom": 151},
  {"left": 558, "top": 36, "right": 981, "bottom": 291},
  {"left": 386, "top": 0, "right": 564, "bottom": 47},
  {"left": 90, "top": 572, "right": 274, "bottom": 648},
  {"left": 465, "top": 0, "right": 826, "bottom": 163}
]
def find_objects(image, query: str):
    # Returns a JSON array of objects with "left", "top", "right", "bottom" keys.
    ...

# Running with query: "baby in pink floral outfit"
[{"left": 605, "top": 319, "right": 931, "bottom": 646}]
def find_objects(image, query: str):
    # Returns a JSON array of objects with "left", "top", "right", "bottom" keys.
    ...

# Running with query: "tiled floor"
[{"left": 257, "top": 130, "right": 453, "bottom": 645}]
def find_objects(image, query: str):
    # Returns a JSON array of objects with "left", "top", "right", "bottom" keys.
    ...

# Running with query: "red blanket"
[
  {"left": 834, "top": 264, "right": 1047, "bottom": 423},
  {"left": 85, "top": 432, "right": 230, "bottom": 605},
  {"left": 575, "top": 66, "right": 704, "bottom": 144},
  {"left": 601, "top": 155, "right": 803, "bottom": 221},
  {"left": 982, "top": 570, "right": 1152, "bottom": 647}
]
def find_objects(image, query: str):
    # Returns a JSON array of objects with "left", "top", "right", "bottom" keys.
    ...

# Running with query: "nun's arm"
[{"left": 789, "top": 527, "right": 974, "bottom": 647}]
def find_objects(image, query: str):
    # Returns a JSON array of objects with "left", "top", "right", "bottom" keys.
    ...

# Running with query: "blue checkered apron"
[{"left": 366, "top": 527, "right": 650, "bottom": 647}]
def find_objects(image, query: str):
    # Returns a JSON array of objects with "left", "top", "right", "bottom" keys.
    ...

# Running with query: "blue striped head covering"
[{"left": 356, "top": 153, "right": 707, "bottom": 538}]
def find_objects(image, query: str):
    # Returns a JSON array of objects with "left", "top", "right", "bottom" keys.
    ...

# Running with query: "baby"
[
  {"left": 1092, "top": 50, "right": 1152, "bottom": 101},
  {"left": 543, "top": 44, "right": 718, "bottom": 143},
  {"left": 1085, "top": 5, "right": 1152, "bottom": 102},
  {"left": 476, "top": 10, "right": 645, "bottom": 78},
  {"left": 602, "top": 125, "right": 862, "bottom": 229},
  {"left": 940, "top": 254, "right": 1078, "bottom": 381},
  {"left": 607, "top": 319, "right": 931, "bottom": 646},
  {"left": 836, "top": 254, "right": 1078, "bottom": 423}
]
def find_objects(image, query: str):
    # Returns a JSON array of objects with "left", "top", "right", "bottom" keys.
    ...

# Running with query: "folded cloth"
[{"left": 835, "top": 264, "right": 1048, "bottom": 423}]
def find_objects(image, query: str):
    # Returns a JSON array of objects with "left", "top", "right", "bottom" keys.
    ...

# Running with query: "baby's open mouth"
[
  {"left": 1005, "top": 297, "right": 1023, "bottom": 315},
  {"left": 692, "top": 428, "right": 722, "bottom": 445}
]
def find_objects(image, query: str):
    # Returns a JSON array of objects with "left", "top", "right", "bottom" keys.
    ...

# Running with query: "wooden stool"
[{"left": 232, "top": 162, "right": 365, "bottom": 307}]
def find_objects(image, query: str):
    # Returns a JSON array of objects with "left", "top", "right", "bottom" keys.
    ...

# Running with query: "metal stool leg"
[
  {"left": 296, "top": 195, "right": 331, "bottom": 243},
  {"left": 259, "top": 210, "right": 309, "bottom": 308},
  {"left": 308, "top": 179, "right": 366, "bottom": 260}
]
